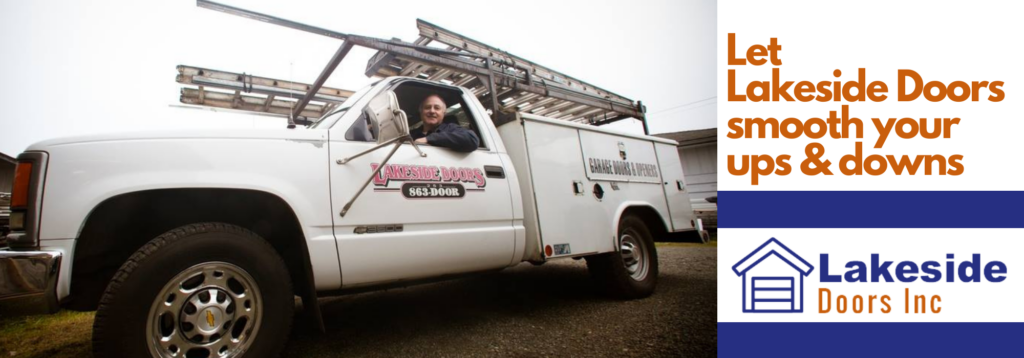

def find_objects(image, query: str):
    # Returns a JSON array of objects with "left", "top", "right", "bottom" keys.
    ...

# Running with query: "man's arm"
[{"left": 426, "top": 123, "right": 480, "bottom": 152}]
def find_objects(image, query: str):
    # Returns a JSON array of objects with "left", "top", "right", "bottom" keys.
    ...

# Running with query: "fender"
[
  {"left": 29, "top": 129, "right": 344, "bottom": 302},
  {"left": 611, "top": 201, "right": 673, "bottom": 247}
]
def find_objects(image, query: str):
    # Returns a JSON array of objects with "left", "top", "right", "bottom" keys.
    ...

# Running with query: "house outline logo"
[{"left": 732, "top": 238, "right": 814, "bottom": 313}]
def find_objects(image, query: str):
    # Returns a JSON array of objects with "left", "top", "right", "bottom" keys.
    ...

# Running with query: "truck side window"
[
  {"left": 444, "top": 103, "right": 476, "bottom": 133},
  {"left": 345, "top": 82, "right": 486, "bottom": 149},
  {"left": 402, "top": 92, "right": 485, "bottom": 149},
  {"left": 344, "top": 111, "right": 377, "bottom": 142}
]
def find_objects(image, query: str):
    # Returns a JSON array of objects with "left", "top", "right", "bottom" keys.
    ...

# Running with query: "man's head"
[{"left": 419, "top": 94, "right": 447, "bottom": 131}]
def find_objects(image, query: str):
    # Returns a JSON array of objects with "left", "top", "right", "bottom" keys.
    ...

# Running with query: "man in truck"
[{"left": 412, "top": 93, "right": 479, "bottom": 152}]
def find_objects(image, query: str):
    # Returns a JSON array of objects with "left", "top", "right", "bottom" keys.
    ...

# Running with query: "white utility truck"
[{"left": 0, "top": 2, "right": 700, "bottom": 357}]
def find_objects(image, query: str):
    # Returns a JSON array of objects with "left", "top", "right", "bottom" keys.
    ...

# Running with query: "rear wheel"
[
  {"left": 586, "top": 215, "right": 659, "bottom": 299},
  {"left": 93, "top": 223, "right": 293, "bottom": 358}
]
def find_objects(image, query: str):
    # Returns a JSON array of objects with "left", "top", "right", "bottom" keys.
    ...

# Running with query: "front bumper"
[{"left": 0, "top": 249, "right": 62, "bottom": 314}]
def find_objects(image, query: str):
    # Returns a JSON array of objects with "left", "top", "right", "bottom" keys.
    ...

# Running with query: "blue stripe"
[
  {"left": 719, "top": 323, "right": 1020, "bottom": 356},
  {"left": 719, "top": 191, "right": 1024, "bottom": 228}
]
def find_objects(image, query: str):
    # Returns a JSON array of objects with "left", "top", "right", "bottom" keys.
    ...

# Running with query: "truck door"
[{"left": 328, "top": 81, "right": 515, "bottom": 287}]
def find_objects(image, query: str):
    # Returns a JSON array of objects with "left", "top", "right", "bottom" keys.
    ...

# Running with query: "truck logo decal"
[
  {"left": 402, "top": 183, "right": 466, "bottom": 199},
  {"left": 370, "top": 163, "right": 486, "bottom": 198},
  {"left": 206, "top": 310, "right": 215, "bottom": 328},
  {"left": 587, "top": 158, "right": 659, "bottom": 179},
  {"left": 354, "top": 224, "right": 404, "bottom": 234}
]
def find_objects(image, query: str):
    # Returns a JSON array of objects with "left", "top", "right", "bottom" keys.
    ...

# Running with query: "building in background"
[
  {"left": 0, "top": 152, "right": 14, "bottom": 192},
  {"left": 655, "top": 129, "right": 717, "bottom": 228},
  {"left": 1, "top": 152, "right": 13, "bottom": 241}
]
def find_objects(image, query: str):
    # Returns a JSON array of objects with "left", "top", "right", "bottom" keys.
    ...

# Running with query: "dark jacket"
[{"left": 411, "top": 122, "right": 480, "bottom": 152}]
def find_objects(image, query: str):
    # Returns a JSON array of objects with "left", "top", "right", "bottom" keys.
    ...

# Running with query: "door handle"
[{"left": 484, "top": 165, "right": 505, "bottom": 179}]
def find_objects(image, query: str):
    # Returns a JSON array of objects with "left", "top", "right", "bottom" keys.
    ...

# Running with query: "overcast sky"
[{"left": 0, "top": 0, "right": 715, "bottom": 156}]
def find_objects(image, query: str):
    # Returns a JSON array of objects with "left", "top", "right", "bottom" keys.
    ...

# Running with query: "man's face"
[{"left": 420, "top": 95, "right": 446, "bottom": 128}]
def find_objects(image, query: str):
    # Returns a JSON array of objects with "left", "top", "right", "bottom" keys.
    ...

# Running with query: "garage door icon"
[{"left": 733, "top": 238, "right": 814, "bottom": 313}]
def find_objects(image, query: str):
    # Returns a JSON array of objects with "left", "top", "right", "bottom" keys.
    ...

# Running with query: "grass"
[{"left": 0, "top": 310, "right": 94, "bottom": 357}]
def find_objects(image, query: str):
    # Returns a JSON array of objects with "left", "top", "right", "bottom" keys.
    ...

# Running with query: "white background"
[
  {"left": 718, "top": 0, "right": 1024, "bottom": 191},
  {"left": 718, "top": 229, "right": 1023, "bottom": 322}
]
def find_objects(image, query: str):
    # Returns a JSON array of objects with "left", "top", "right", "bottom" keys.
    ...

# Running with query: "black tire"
[
  {"left": 93, "top": 223, "right": 294, "bottom": 358},
  {"left": 585, "top": 215, "right": 659, "bottom": 299}
]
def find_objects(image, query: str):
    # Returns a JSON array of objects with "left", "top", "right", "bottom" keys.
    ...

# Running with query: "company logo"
[
  {"left": 370, "top": 163, "right": 486, "bottom": 199},
  {"left": 816, "top": 252, "right": 1006, "bottom": 314},
  {"left": 371, "top": 163, "right": 486, "bottom": 188},
  {"left": 732, "top": 238, "right": 814, "bottom": 313},
  {"left": 732, "top": 239, "right": 1009, "bottom": 316},
  {"left": 206, "top": 309, "right": 215, "bottom": 327}
]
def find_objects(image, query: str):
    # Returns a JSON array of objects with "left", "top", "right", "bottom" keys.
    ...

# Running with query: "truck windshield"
[{"left": 311, "top": 84, "right": 373, "bottom": 129}]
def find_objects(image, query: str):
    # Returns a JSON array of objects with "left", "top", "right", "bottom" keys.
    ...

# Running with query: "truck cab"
[{"left": 324, "top": 78, "right": 522, "bottom": 288}]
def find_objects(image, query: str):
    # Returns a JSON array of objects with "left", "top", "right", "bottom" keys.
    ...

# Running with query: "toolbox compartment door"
[{"left": 655, "top": 142, "right": 696, "bottom": 231}]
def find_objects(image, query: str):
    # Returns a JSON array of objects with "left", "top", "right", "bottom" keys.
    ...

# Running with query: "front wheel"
[
  {"left": 586, "top": 215, "right": 659, "bottom": 299},
  {"left": 93, "top": 223, "right": 294, "bottom": 358}
]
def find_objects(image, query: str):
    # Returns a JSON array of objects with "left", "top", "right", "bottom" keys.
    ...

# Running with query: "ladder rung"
[{"left": 180, "top": 88, "right": 329, "bottom": 118}]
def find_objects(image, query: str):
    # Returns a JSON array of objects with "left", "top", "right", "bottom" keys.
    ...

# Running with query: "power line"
[
  {"left": 651, "top": 101, "right": 716, "bottom": 116},
  {"left": 648, "top": 96, "right": 717, "bottom": 115}
]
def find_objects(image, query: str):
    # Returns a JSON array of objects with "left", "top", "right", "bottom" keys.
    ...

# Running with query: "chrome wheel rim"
[
  {"left": 147, "top": 262, "right": 263, "bottom": 358},
  {"left": 620, "top": 231, "right": 649, "bottom": 281}
]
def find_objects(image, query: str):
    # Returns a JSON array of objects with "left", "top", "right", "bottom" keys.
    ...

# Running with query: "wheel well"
[
  {"left": 65, "top": 188, "right": 315, "bottom": 311},
  {"left": 621, "top": 206, "right": 669, "bottom": 241}
]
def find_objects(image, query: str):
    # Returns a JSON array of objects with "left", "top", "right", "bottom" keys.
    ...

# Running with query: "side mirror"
[
  {"left": 336, "top": 90, "right": 426, "bottom": 218},
  {"left": 363, "top": 90, "right": 409, "bottom": 144}
]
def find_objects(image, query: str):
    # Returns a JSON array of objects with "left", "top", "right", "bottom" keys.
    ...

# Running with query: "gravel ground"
[
  {"left": 283, "top": 245, "right": 717, "bottom": 358},
  {"left": 0, "top": 244, "right": 716, "bottom": 358}
]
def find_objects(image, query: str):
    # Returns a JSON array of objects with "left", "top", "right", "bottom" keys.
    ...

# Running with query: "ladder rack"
[
  {"left": 189, "top": 0, "right": 648, "bottom": 131},
  {"left": 365, "top": 19, "right": 642, "bottom": 126},
  {"left": 176, "top": 65, "right": 352, "bottom": 122}
]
